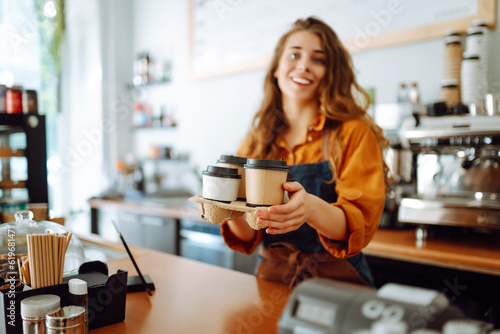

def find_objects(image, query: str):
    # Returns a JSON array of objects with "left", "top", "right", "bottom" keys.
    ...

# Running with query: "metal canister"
[
  {"left": 21, "top": 294, "right": 61, "bottom": 334},
  {"left": 6, "top": 87, "right": 23, "bottom": 114},
  {"left": 46, "top": 306, "right": 85, "bottom": 334},
  {"left": 0, "top": 85, "right": 7, "bottom": 113},
  {"left": 24, "top": 89, "right": 39, "bottom": 113}
]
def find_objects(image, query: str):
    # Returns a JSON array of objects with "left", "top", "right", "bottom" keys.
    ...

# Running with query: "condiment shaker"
[
  {"left": 46, "top": 306, "right": 85, "bottom": 334},
  {"left": 21, "top": 294, "right": 61, "bottom": 334},
  {"left": 68, "top": 278, "right": 89, "bottom": 334}
]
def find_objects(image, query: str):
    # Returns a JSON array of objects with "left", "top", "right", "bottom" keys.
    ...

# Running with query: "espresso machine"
[{"left": 398, "top": 115, "right": 500, "bottom": 234}]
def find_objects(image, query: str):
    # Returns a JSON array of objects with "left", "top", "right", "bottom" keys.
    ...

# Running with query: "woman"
[{"left": 221, "top": 17, "right": 390, "bottom": 289}]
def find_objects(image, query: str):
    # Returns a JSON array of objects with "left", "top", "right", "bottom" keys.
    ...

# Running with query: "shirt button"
[
  {"left": 307, "top": 136, "right": 313, "bottom": 142},
  {"left": 308, "top": 125, "right": 313, "bottom": 131}
]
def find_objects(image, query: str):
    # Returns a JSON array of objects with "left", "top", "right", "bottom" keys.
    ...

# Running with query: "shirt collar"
[
  {"left": 311, "top": 114, "right": 326, "bottom": 131},
  {"left": 276, "top": 114, "right": 326, "bottom": 150}
]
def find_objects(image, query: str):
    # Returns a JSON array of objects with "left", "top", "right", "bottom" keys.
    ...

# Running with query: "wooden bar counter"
[
  {"left": 83, "top": 195, "right": 500, "bottom": 331},
  {"left": 365, "top": 228, "right": 500, "bottom": 276},
  {"left": 89, "top": 197, "right": 500, "bottom": 276},
  {"left": 88, "top": 243, "right": 290, "bottom": 334},
  {"left": 83, "top": 227, "right": 500, "bottom": 333}
]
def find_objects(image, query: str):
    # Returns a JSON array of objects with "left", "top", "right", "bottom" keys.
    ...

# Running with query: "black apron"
[{"left": 256, "top": 160, "right": 374, "bottom": 288}]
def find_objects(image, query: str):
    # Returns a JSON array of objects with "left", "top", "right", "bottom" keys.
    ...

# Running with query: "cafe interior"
[{"left": 1, "top": 0, "right": 500, "bottom": 333}]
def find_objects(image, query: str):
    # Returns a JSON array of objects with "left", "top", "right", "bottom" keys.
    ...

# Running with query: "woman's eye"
[
  {"left": 290, "top": 53, "right": 299, "bottom": 60},
  {"left": 314, "top": 58, "right": 325, "bottom": 64}
]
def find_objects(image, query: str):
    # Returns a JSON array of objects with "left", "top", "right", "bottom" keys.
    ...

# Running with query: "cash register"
[{"left": 278, "top": 278, "right": 495, "bottom": 333}]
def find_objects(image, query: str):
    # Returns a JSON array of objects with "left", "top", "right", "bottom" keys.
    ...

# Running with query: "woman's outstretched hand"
[{"left": 254, "top": 182, "right": 310, "bottom": 234}]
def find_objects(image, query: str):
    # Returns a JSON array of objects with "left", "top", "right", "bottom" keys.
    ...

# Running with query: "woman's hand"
[{"left": 254, "top": 182, "right": 310, "bottom": 234}]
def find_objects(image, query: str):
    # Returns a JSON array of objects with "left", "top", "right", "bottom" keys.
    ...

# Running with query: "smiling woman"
[{"left": 220, "top": 17, "right": 391, "bottom": 289}]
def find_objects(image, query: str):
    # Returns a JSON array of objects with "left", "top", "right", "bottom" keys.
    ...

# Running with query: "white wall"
[
  {"left": 130, "top": 0, "right": 263, "bottom": 173},
  {"left": 128, "top": 0, "right": 500, "bottom": 174},
  {"left": 57, "top": 0, "right": 104, "bottom": 217}
]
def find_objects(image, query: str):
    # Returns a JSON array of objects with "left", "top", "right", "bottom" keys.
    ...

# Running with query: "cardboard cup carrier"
[
  {"left": 216, "top": 155, "right": 247, "bottom": 201},
  {"left": 244, "top": 159, "right": 288, "bottom": 207},
  {"left": 202, "top": 165, "right": 242, "bottom": 203}
]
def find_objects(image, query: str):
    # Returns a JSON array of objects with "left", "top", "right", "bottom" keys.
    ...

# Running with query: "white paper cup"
[{"left": 202, "top": 165, "right": 241, "bottom": 203}]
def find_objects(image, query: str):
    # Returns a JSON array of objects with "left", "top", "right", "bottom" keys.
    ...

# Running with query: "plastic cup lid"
[
  {"left": 68, "top": 278, "right": 88, "bottom": 295},
  {"left": 216, "top": 155, "right": 247, "bottom": 166},
  {"left": 202, "top": 165, "right": 242, "bottom": 179},
  {"left": 21, "top": 294, "right": 61, "bottom": 318},
  {"left": 244, "top": 158, "right": 288, "bottom": 171}
]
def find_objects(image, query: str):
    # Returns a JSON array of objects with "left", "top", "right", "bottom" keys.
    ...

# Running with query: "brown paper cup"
[{"left": 245, "top": 168, "right": 287, "bottom": 207}]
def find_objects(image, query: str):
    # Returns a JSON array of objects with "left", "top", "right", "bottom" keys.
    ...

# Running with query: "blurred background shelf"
[{"left": 0, "top": 113, "right": 48, "bottom": 220}]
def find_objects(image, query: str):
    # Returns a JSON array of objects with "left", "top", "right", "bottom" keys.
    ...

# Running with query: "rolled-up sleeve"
[
  {"left": 319, "top": 119, "right": 386, "bottom": 258},
  {"left": 220, "top": 220, "right": 264, "bottom": 255}
]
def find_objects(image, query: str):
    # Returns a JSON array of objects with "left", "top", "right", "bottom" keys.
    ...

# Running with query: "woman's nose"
[{"left": 296, "top": 60, "right": 309, "bottom": 71}]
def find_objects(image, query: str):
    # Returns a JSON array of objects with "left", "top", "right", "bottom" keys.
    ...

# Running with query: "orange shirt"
[{"left": 221, "top": 114, "right": 386, "bottom": 258}]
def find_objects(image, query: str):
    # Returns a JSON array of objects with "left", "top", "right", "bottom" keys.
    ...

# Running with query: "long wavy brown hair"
[{"left": 239, "top": 17, "right": 391, "bottom": 191}]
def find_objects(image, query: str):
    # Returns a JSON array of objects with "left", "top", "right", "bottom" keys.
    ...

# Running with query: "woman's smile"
[{"left": 291, "top": 76, "right": 313, "bottom": 85}]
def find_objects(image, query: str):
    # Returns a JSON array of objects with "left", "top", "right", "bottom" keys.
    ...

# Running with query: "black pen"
[{"left": 111, "top": 220, "right": 152, "bottom": 296}]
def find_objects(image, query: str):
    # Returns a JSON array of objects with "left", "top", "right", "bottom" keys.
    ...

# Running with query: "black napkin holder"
[{"left": 0, "top": 261, "right": 127, "bottom": 334}]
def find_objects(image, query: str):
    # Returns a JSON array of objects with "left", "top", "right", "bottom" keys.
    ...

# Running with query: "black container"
[
  {"left": 0, "top": 261, "right": 127, "bottom": 334},
  {"left": 427, "top": 102, "right": 449, "bottom": 117},
  {"left": 24, "top": 90, "right": 38, "bottom": 113},
  {"left": 0, "top": 85, "right": 6, "bottom": 113}
]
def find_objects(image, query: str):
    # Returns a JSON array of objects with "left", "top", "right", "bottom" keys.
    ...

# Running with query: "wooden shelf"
[
  {"left": 0, "top": 179, "right": 26, "bottom": 189},
  {"left": 0, "top": 147, "right": 25, "bottom": 157}
]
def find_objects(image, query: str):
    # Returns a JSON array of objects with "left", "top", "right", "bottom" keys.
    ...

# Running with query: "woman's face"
[{"left": 274, "top": 30, "right": 327, "bottom": 106}]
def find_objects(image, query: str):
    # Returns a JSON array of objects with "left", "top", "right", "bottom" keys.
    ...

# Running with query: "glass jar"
[{"left": 0, "top": 210, "right": 85, "bottom": 281}]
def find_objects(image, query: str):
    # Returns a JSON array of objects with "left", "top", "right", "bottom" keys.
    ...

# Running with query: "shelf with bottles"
[
  {"left": 131, "top": 51, "right": 173, "bottom": 89},
  {"left": 0, "top": 113, "right": 48, "bottom": 220},
  {"left": 133, "top": 102, "right": 177, "bottom": 130},
  {"left": 127, "top": 78, "right": 171, "bottom": 90}
]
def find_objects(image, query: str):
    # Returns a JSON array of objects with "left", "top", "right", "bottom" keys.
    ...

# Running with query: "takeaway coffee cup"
[
  {"left": 202, "top": 165, "right": 242, "bottom": 203},
  {"left": 244, "top": 158, "right": 288, "bottom": 207},
  {"left": 217, "top": 155, "right": 247, "bottom": 201}
]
